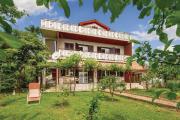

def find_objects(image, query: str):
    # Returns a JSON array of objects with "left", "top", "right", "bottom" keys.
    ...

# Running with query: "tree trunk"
[
  {"left": 73, "top": 68, "right": 76, "bottom": 96},
  {"left": 129, "top": 72, "right": 132, "bottom": 89},
  {"left": 146, "top": 81, "right": 149, "bottom": 90},
  {"left": 17, "top": 67, "right": 24, "bottom": 95}
]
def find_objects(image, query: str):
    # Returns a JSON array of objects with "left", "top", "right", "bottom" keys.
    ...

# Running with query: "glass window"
[{"left": 65, "top": 43, "right": 74, "bottom": 50}]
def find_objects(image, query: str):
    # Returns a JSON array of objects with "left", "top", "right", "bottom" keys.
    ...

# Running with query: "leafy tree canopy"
[{"left": 0, "top": 0, "right": 24, "bottom": 33}]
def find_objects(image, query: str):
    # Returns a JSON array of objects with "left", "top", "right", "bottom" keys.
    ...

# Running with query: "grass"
[
  {"left": 0, "top": 92, "right": 180, "bottom": 120},
  {"left": 126, "top": 88, "right": 180, "bottom": 101}
]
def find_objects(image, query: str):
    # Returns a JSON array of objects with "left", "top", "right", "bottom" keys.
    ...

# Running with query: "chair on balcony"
[{"left": 27, "top": 83, "right": 41, "bottom": 104}]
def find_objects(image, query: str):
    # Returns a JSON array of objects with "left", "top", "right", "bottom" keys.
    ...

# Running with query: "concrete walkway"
[{"left": 109, "top": 91, "right": 177, "bottom": 108}]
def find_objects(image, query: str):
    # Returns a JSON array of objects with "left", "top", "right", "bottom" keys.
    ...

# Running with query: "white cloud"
[
  {"left": 131, "top": 25, "right": 180, "bottom": 41},
  {"left": 13, "top": 0, "right": 50, "bottom": 15},
  {"left": 46, "top": 10, "right": 69, "bottom": 22}
]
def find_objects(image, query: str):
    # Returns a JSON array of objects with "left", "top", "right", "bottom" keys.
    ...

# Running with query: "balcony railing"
[
  {"left": 41, "top": 19, "right": 131, "bottom": 41},
  {"left": 52, "top": 49, "right": 129, "bottom": 62}
]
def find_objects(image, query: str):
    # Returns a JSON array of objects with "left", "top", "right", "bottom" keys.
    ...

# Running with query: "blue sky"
[{"left": 13, "top": 0, "right": 179, "bottom": 51}]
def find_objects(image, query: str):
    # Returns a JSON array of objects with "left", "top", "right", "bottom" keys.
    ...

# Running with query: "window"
[
  {"left": 115, "top": 48, "right": 120, "bottom": 55},
  {"left": 97, "top": 47, "right": 111, "bottom": 54},
  {"left": 65, "top": 43, "right": 74, "bottom": 50},
  {"left": 98, "top": 47, "right": 120, "bottom": 54},
  {"left": 76, "top": 43, "right": 94, "bottom": 52}
]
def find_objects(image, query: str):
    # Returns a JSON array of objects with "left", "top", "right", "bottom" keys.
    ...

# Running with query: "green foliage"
[
  {"left": 83, "top": 58, "right": 97, "bottom": 71},
  {"left": 0, "top": 0, "right": 24, "bottom": 33},
  {"left": 0, "top": 32, "right": 23, "bottom": 62},
  {"left": 129, "top": 40, "right": 180, "bottom": 71},
  {"left": 25, "top": 25, "right": 41, "bottom": 35},
  {"left": 141, "top": 70, "right": 156, "bottom": 90},
  {"left": 152, "top": 88, "right": 177, "bottom": 102},
  {"left": 177, "top": 101, "right": 180, "bottom": 110},
  {"left": 87, "top": 94, "right": 100, "bottom": 120},
  {"left": 61, "top": 87, "right": 70, "bottom": 97},
  {"left": 58, "top": 54, "right": 81, "bottom": 69},
  {"left": 167, "top": 81, "right": 180, "bottom": 92},
  {"left": 99, "top": 76, "right": 126, "bottom": 98},
  {"left": 36, "top": 0, "right": 70, "bottom": 17},
  {"left": 0, "top": 31, "right": 48, "bottom": 92}
]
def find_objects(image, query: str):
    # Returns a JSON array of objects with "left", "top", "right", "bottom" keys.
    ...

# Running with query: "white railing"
[
  {"left": 41, "top": 19, "right": 131, "bottom": 41},
  {"left": 52, "top": 49, "right": 129, "bottom": 62}
]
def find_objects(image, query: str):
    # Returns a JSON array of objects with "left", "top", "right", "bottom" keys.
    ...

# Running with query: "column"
[
  {"left": 42, "top": 68, "right": 46, "bottom": 86},
  {"left": 93, "top": 69, "right": 98, "bottom": 84}
]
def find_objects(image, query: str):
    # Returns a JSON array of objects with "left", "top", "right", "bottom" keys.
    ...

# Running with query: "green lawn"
[
  {"left": 126, "top": 88, "right": 180, "bottom": 102},
  {"left": 0, "top": 92, "right": 180, "bottom": 120}
]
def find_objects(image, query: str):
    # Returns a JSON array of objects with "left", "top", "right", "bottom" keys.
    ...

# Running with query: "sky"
[{"left": 13, "top": 0, "right": 180, "bottom": 52}]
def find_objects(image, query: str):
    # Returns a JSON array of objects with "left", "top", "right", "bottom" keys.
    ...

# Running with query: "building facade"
[{"left": 40, "top": 19, "right": 145, "bottom": 91}]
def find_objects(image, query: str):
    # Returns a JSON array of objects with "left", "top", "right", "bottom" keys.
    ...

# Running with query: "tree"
[
  {"left": 0, "top": 31, "right": 48, "bottom": 93},
  {"left": 0, "top": 0, "right": 24, "bottom": 62},
  {"left": 83, "top": 58, "right": 98, "bottom": 91},
  {"left": 25, "top": 25, "right": 41, "bottom": 36},
  {"left": 87, "top": 94, "right": 100, "bottom": 120},
  {"left": 58, "top": 54, "right": 81, "bottom": 95},
  {"left": 141, "top": 70, "right": 156, "bottom": 90},
  {"left": 0, "top": 0, "right": 24, "bottom": 33},
  {"left": 109, "top": 63, "right": 125, "bottom": 81},
  {"left": 99, "top": 75, "right": 125, "bottom": 100}
]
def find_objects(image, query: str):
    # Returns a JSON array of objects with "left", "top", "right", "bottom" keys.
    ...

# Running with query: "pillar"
[
  {"left": 42, "top": 68, "right": 46, "bottom": 86},
  {"left": 93, "top": 69, "right": 98, "bottom": 84}
]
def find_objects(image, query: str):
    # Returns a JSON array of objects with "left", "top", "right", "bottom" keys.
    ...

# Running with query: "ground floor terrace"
[{"left": 42, "top": 64, "right": 145, "bottom": 91}]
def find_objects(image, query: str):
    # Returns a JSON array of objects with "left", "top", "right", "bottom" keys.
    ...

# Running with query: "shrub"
[
  {"left": 177, "top": 102, "right": 180, "bottom": 110},
  {"left": 167, "top": 80, "right": 180, "bottom": 91},
  {"left": 86, "top": 95, "right": 100, "bottom": 120}
]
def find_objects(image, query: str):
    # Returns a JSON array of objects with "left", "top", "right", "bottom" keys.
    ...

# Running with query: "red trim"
[
  {"left": 124, "top": 43, "right": 132, "bottom": 56},
  {"left": 79, "top": 19, "right": 110, "bottom": 31}
]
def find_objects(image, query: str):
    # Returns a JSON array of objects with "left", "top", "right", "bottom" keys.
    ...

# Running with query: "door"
[{"left": 79, "top": 72, "right": 88, "bottom": 84}]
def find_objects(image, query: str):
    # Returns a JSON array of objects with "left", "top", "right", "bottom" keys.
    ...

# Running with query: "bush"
[
  {"left": 167, "top": 80, "right": 180, "bottom": 91},
  {"left": 86, "top": 94, "right": 100, "bottom": 120},
  {"left": 177, "top": 102, "right": 180, "bottom": 110}
]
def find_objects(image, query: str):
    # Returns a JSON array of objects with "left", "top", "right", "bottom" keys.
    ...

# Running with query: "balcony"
[
  {"left": 51, "top": 49, "right": 129, "bottom": 62},
  {"left": 41, "top": 19, "right": 131, "bottom": 42}
]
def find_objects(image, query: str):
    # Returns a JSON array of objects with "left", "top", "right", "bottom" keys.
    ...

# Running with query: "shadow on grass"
[
  {"left": 26, "top": 112, "right": 41, "bottom": 120},
  {"left": 1, "top": 112, "right": 42, "bottom": 120},
  {"left": 0, "top": 97, "right": 24, "bottom": 107},
  {"left": 99, "top": 95, "right": 119, "bottom": 102},
  {"left": 53, "top": 99, "right": 70, "bottom": 108},
  {"left": 101, "top": 113, "right": 127, "bottom": 120},
  {"left": 0, "top": 115, "right": 8, "bottom": 120}
]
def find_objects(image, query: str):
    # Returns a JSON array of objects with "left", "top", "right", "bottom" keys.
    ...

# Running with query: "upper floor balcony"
[
  {"left": 51, "top": 49, "right": 129, "bottom": 62},
  {"left": 41, "top": 19, "right": 131, "bottom": 42}
]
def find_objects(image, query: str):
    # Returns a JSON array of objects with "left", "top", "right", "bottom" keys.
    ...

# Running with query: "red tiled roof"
[{"left": 79, "top": 19, "right": 110, "bottom": 31}]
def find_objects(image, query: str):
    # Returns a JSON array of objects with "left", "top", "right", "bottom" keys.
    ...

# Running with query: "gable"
[{"left": 79, "top": 20, "right": 110, "bottom": 31}]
